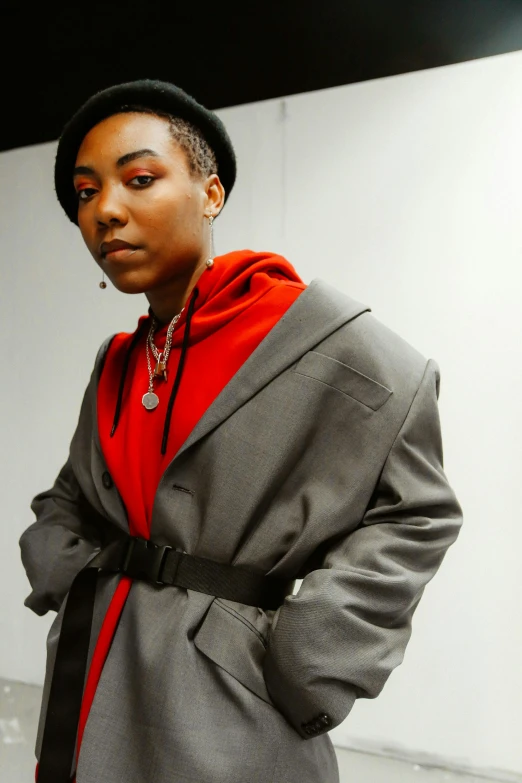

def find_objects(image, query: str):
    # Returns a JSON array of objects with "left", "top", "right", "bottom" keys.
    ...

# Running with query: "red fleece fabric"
[{"left": 62, "top": 250, "right": 305, "bottom": 775}]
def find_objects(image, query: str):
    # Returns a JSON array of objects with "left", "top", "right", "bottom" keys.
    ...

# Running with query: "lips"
[{"left": 100, "top": 239, "right": 139, "bottom": 257}]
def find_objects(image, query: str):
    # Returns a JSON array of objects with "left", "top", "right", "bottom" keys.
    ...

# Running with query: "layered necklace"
[{"left": 142, "top": 308, "right": 185, "bottom": 410}]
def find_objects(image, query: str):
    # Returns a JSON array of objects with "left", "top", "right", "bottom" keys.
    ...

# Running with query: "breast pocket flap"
[{"left": 294, "top": 351, "right": 392, "bottom": 411}]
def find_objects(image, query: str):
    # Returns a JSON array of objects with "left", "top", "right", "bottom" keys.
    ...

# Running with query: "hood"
[
  {"left": 146, "top": 249, "right": 303, "bottom": 348},
  {"left": 110, "top": 249, "right": 304, "bottom": 454}
]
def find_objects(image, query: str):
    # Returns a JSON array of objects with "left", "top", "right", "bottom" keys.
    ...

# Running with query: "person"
[{"left": 19, "top": 79, "right": 463, "bottom": 783}]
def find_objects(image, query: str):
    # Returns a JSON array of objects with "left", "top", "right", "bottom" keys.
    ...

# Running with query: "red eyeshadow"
[{"left": 127, "top": 168, "right": 153, "bottom": 177}]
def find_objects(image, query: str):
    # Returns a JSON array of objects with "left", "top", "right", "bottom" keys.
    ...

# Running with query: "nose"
[{"left": 94, "top": 183, "right": 128, "bottom": 227}]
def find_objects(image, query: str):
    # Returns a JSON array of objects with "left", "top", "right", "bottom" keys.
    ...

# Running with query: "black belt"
[{"left": 37, "top": 536, "right": 294, "bottom": 783}]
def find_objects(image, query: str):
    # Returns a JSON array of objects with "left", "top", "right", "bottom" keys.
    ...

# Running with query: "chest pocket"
[{"left": 294, "top": 351, "right": 392, "bottom": 411}]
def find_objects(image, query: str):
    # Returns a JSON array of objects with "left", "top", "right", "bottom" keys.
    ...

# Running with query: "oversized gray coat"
[{"left": 20, "top": 279, "right": 463, "bottom": 783}]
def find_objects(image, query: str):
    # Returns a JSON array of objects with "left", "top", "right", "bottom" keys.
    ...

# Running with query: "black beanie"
[{"left": 54, "top": 79, "right": 237, "bottom": 225}]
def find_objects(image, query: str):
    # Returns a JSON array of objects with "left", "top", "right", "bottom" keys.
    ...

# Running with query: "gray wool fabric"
[{"left": 19, "top": 279, "right": 463, "bottom": 783}]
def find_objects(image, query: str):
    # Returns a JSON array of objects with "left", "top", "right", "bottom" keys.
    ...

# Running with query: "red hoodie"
[{"left": 64, "top": 250, "right": 305, "bottom": 774}]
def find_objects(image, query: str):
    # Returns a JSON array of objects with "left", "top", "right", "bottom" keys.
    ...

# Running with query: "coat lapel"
[{"left": 174, "top": 279, "right": 371, "bottom": 461}]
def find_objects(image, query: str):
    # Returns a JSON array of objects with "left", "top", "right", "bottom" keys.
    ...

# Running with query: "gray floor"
[{"left": 0, "top": 677, "right": 509, "bottom": 783}]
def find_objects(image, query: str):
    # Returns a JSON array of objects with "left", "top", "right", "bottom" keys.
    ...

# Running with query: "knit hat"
[{"left": 54, "top": 79, "right": 237, "bottom": 225}]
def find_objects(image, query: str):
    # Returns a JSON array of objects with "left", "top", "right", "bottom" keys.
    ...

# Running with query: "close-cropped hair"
[{"left": 119, "top": 104, "right": 219, "bottom": 181}]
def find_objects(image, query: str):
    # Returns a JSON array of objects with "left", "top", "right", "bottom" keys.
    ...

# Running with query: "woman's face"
[{"left": 73, "top": 112, "right": 224, "bottom": 294}]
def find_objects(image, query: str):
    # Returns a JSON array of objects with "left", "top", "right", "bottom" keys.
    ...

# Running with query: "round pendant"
[{"left": 142, "top": 392, "right": 160, "bottom": 410}]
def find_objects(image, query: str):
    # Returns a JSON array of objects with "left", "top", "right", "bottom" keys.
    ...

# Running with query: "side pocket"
[{"left": 193, "top": 598, "right": 274, "bottom": 706}]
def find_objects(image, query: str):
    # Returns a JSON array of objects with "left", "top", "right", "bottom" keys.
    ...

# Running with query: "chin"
[{"left": 109, "top": 273, "right": 154, "bottom": 295}]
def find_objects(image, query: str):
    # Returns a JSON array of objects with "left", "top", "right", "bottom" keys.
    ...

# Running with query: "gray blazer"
[{"left": 20, "top": 279, "right": 463, "bottom": 783}]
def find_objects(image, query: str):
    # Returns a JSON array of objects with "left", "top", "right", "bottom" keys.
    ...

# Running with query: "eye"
[
  {"left": 128, "top": 174, "right": 155, "bottom": 187},
  {"left": 77, "top": 187, "right": 98, "bottom": 201}
]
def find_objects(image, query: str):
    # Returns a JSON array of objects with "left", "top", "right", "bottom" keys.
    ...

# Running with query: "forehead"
[{"left": 75, "top": 112, "right": 178, "bottom": 165}]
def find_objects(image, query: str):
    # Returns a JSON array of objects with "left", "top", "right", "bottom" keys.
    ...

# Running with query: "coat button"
[
  {"left": 102, "top": 471, "right": 113, "bottom": 489},
  {"left": 301, "top": 713, "right": 332, "bottom": 737}
]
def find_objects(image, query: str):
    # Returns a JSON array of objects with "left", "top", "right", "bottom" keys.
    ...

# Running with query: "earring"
[
  {"left": 206, "top": 214, "right": 215, "bottom": 269},
  {"left": 99, "top": 271, "right": 107, "bottom": 289}
]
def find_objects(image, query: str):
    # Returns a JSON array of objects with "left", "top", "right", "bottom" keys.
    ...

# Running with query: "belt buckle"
[{"left": 121, "top": 537, "right": 172, "bottom": 584}]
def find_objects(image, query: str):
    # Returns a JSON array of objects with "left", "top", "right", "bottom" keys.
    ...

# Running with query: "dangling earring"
[
  {"left": 99, "top": 271, "right": 107, "bottom": 289},
  {"left": 206, "top": 214, "right": 214, "bottom": 269}
]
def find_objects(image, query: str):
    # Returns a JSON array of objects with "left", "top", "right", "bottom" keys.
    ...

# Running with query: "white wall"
[{"left": 1, "top": 49, "right": 521, "bottom": 777}]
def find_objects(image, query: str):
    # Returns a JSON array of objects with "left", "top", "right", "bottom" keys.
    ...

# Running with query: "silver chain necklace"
[{"left": 142, "top": 309, "right": 184, "bottom": 410}]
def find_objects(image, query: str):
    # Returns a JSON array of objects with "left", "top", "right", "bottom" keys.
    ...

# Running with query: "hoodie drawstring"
[{"left": 161, "top": 287, "right": 198, "bottom": 455}]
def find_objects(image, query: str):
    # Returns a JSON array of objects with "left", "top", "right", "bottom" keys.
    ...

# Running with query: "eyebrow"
[{"left": 73, "top": 148, "right": 161, "bottom": 177}]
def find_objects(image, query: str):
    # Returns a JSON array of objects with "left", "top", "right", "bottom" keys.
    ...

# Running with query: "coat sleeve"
[
  {"left": 19, "top": 339, "right": 113, "bottom": 617},
  {"left": 262, "top": 358, "right": 464, "bottom": 738}
]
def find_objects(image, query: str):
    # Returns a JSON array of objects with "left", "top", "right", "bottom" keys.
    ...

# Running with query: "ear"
[{"left": 204, "top": 173, "right": 226, "bottom": 216}]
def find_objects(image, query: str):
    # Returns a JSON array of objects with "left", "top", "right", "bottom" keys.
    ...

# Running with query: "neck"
[{"left": 145, "top": 257, "right": 208, "bottom": 324}]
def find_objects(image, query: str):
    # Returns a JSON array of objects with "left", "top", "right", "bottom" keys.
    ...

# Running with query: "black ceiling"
[{"left": 3, "top": 0, "right": 521, "bottom": 153}]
